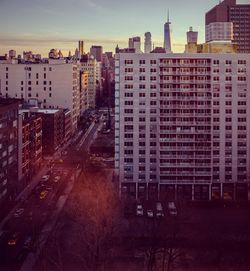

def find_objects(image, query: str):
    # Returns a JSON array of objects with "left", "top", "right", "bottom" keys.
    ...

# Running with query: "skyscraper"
[
  {"left": 78, "top": 40, "right": 84, "bottom": 56},
  {"left": 144, "top": 32, "right": 152, "bottom": 53},
  {"left": 90, "top": 45, "right": 103, "bottom": 62},
  {"left": 163, "top": 10, "right": 172, "bottom": 53},
  {"left": 206, "top": 0, "right": 250, "bottom": 53},
  {"left": 128, "top": 37, "right": 142, "bottom": 53}
]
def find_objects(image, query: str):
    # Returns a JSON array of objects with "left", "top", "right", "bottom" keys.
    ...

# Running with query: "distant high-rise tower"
[
  {"left": 78, "top": 40, "right": 84, "bottom": 56},
  {"left": 164, "top": 9, "right": 172, "bottom": 53},
  {"left": 128, "top": 37, "right": 142, "bottom": 53},
  {"left": 144, "top": 32, "right": 152, "bottom": 53},
  {"left": 9, "top": 50, "right": 16, "bottom": 59},
  {"left": 75, "top": 48, "right": 80, "bottom": 59},
  {"left": 187, "top": 27, "right": 198, "bottom": 44},
  {"left": 90, "top": 45, "right": 103, "bottom": 62}
]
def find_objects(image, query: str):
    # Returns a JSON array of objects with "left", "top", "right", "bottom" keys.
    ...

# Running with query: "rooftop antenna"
[{"left": 167, "top": 8, "right": 170, "bottom": 23}]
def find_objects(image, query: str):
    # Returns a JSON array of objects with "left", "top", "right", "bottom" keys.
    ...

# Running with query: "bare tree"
[{"left": 65, "top": 164, "right": 121, "bottom": 271}]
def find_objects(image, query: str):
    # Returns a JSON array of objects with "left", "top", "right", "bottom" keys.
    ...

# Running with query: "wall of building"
[
  {"left": 0, "top": 61, "right": 81, "bottom": 132},
  {"left": 115, "top": 52, "right": 250, "bottom": 201},
  {"left": 0, "top": 99, "right": 19, "bottom": 210}
]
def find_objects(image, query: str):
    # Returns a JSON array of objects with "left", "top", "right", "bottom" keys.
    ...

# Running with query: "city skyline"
[{"left": 1, "top": 0, "right": 249, "bottom": 56}]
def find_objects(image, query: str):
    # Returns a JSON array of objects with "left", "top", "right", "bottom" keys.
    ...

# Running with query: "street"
[{"left": 0, "top": 117, "right": 101, "bottom": 271}]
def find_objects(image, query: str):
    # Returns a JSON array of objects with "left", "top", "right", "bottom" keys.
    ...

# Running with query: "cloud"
[{"left": 0, "top": 34, "right": 126, "bottom": 45}]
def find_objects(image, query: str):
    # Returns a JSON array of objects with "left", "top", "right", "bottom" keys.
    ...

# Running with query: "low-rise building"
[{"left": 18, "top": 111, "right": 42, "bottom": 188}]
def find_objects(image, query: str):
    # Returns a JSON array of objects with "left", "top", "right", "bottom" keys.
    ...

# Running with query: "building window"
[
  {"left": 124, "top": 101, "right": 133, "bottom": 105},
  {"left": 125, "top": 60, "right": 133, "bottom": 65},
  {"left": 125, "top": 93, "right": 133, "bottom": 97}
]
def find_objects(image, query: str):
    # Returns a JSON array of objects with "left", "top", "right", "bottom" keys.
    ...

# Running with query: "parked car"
[
  {"left": 41, "top": 175, "right": 50, "bottom": 182},
  {"left": 23, "top": 236, "right": 33, "bottom": 250},
  {"left": 45, "top": 186, "right": 53, "bottom": 191},
  {"left": 39, "top": 190, "right": 48, "bottom": 200},
  {"left": 136, "top": 204, "right": 144, "bottom": 216},
  {"left": 14, "top": 208, "right": 24, "bottom": 218},
  {"left": 54, "top": 176, "right": 61, "bottom": 182},
  {"left": 156, "top": 202, "right": 164, "bottom": 218},
  {"left": 147, "top": 209, "right": 154, "bottom": 218},
  {"left": 168, "top": 202, "right": 177, "bottom": 216},
  {"left": 8, "top": 232, "right": 20, "bottom": 246}
]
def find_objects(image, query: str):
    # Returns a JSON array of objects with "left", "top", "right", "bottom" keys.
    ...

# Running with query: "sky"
[{"left": 0, "top": 0, "right": 249, "bottom": 57}]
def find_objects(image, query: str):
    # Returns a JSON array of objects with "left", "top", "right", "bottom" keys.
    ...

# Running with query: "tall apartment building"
[
  {"left": 0, "top": 98, "right": 19, "bottom": 211},
  {"left": 206, "top": 0, "right": 250, "bottom": 53},
  {"left": 115, "top": 53, "right": 250, "bottom": 201},
  {"left": 80, "top": 70, "right": 89, "bottom": 113},
  {"left": 0, "top": 59, "right": 81, "bottom": 131},
  {"left": 80, "top": 56, "right": 97, "bottom": 109}
]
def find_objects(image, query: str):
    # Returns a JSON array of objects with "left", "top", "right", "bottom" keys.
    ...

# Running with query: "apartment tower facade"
[{"left": 115, "top": 52, "right": 250, "bottom": 201}]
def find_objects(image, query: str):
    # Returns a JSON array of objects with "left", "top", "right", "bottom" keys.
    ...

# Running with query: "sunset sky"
[{"left": 0, "top": 0, "right": 249, "bottom": 56}]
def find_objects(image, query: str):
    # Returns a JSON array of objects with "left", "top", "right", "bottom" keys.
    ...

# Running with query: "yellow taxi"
[{"left": 39, "top": 190, "right": 48, "bottom": 200}]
